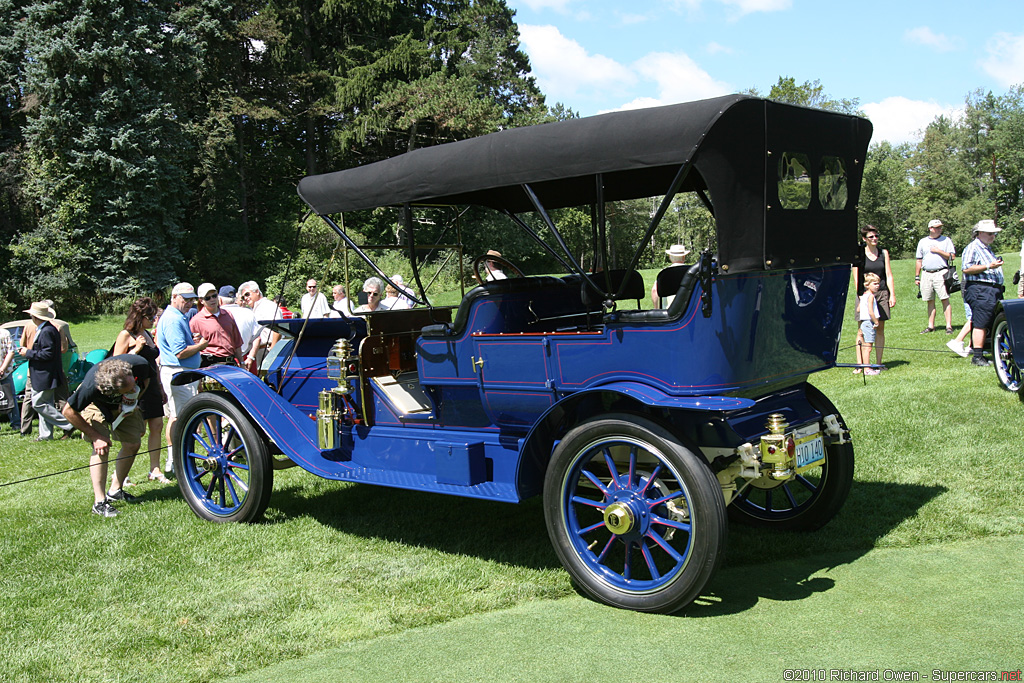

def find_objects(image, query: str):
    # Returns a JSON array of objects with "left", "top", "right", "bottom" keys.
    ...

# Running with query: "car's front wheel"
[{"left": 173, "top": 393, "right": 273, "bottom": 523}]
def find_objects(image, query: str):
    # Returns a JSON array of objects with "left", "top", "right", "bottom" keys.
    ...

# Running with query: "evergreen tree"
[{"left": 16, "top": 0, "right": 189, "bottom": 300}]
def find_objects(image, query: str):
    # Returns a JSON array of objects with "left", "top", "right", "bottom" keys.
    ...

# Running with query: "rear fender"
[
  {"left": 999, "top": 299, "right": 1024, "bottom": 359},
  {"left": 516, "top": 381, "right": 755, "bottom": 497}
]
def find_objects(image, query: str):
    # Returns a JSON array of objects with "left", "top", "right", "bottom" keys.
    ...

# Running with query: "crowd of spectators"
[{"left": 2, "top": 275, "right": 417, "bottom": 517}]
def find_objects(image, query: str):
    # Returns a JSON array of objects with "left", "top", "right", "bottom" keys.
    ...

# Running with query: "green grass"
[{"left": 2, "top": 253, "right": 1022, "bottom": 682}]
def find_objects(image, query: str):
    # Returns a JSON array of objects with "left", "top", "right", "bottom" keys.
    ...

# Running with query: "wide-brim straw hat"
[
  {"left": 665, "top": 244, "right": 690, "bottom": 258},
  {"left": 973, "top": 219, "right": 1001, "bottom": 233},
  {"left": 486, "top": 249, "right": 502, "bottom": 258},
  {"left": 24, "top": 301, "right": 57, "bottom": 320}
]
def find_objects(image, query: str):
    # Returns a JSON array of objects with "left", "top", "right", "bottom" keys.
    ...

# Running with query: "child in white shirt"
[{"left": 856, "top": 273, "right": 881, "bottom": 375}]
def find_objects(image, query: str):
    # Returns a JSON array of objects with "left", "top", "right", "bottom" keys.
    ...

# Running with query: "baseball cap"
[
  {"left": 927, "top": 219, "right": 943, "bottom": 229},
  {"left": 219, "top": 285, "right": 236, "bottom": 298},
  {"left": 197, "top": 282, "right": 217, "bottom": 299},
  {"left": 171, "top": 282, "right": 197, "bottom": 299}
]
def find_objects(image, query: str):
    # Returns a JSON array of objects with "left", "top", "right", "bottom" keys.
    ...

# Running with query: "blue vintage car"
[
  {"left": 172, "top": 94, "right": 873, "bottom": 613},
  {"left": 991, "top": 301, "right": 1024, "bottom": 392}
]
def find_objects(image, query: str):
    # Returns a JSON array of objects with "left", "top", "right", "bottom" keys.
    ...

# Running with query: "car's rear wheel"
[
  {"left": 728, "top": 385, "right": 854, "bottom": 531},
  {"left": 993, "top": 312, "right": 1022, "bottom": 392},
  {"left": 174, "top": 393, "right": 273, "bottom": 523},
  {"left": 543, "top": 413, "right": 726, "bottom": 614}
]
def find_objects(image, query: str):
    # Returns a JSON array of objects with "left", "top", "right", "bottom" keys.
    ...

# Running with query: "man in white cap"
[
  {"left": 484, "top": 250, "right": 506, "bottom": 281},
  {"left": 17, "top": 301, "right": 75, "bottom": 440},
  {"left": 156, "top": 283, "right": 209, "bottom": 473},
  {"left": 651, "top": 244, "right": 690, "bottom": 307},
  {"left": 961, "top": 219, "right": 1004, "bottom": 366},
  {"left": 914, "top": 218, "right": 956, "bottom": 334}
]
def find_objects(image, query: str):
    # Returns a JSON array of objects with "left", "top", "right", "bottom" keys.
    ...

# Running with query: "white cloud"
[
  {"left": 904, "top": 26, "right": 958, "bottom": 52},
  {"left": 518, "top": 0, "right": 576, "bottom": 11},
  {"left": 980, "top": 31, "right": 1024, "bottom": 87},
  {"left": 518, "top": 25, "right": 637, "bottom": 100},
  {"left": 718, "top": 0, "right": 791, "bottom": 16},
  {"left": 862, "top": 97, "right": 960, "bottom": 146},
  {"left": 618, "top": 12, "right": 649, "bottom": 25},
  {"left": 633, "top": 52, "right": 733, "bottom": 103}
]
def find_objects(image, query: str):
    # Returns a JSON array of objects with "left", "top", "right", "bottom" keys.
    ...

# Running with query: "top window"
[
  {"left": 819, "top": 156, "right": 847, "bottom": 210},
  {"left": 778, "top": 152, "right": 811, "bottom": 210}
]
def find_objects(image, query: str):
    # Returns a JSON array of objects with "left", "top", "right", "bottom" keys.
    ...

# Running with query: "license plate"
[{"left": 794, "top": 433, "right": 825, "bottom": 471}]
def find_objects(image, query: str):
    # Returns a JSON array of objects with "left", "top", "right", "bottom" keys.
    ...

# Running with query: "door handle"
[{"left": 472, "top": 355, "right": 485, "bottom": 372}]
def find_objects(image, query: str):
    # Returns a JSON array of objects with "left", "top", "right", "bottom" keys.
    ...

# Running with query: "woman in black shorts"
[
  {"left": 852, "top": 225, "right": 896, "bottom": 369},
  {"left": 113, "top": 297, "right": 168, "bottom": 483}
]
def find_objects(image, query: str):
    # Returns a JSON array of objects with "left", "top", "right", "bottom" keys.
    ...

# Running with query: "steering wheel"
[{"left": 472, "top": 253, "right": 524, "bottom": 284}]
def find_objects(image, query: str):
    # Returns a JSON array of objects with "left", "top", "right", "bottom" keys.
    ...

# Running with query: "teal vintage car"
[{"left": 0, "top": 319, "right": 108, "bottom": 401}]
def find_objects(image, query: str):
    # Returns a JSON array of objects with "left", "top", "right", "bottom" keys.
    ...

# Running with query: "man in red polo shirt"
[{"left": 189, "top": 283, "right": 244, "bottom": 366}]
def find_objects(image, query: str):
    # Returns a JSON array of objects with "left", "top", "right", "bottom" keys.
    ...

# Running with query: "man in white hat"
[
  {"left": 17, "top": 301, "right": 74, "bottom": 440},
  {"left": 651, "top": 244, "right": 691, "bottom": 307},
  {"left": 484, "top": 250, "right": 506, "bottom": 281},
  {"left": 914, "top": 219, "right": 956, "bottom": 334},
  {"left": 156, "top": 282, "right": 209, "bottom": 473},
  {"left": 961, "top": 219, "right": 1004, "bottom": 366}
]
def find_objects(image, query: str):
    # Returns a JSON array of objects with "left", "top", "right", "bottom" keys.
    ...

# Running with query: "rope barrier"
[{"left": 0, "top": 443, "right": 168, "bottom": 488}]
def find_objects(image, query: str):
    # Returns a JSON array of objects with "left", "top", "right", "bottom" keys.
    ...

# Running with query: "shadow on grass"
[
  {"left": 262, "top": 477, "right": 945, "bottom": 615},
  {"left": 684, "top": 480, "right": 946, "bottom": 617}
]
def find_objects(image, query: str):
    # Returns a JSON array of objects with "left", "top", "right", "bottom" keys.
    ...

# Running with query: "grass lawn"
[{"left": 1, "top": 253, "right": 1023, "bottom": 682}]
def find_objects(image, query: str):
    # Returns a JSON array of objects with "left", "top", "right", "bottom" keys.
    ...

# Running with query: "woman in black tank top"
[{"left": 851, "top": 225, "right": 895, "bottom": 368}]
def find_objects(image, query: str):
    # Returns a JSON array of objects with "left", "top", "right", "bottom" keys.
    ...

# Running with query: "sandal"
[
  {"left": 945, "top": 327, "right": 954, "bottom": 334},
  {"left": 148, "top": 471, "right": 171, "bottom": 484},
  {"left": 919, "top": 327, "right": 935, "bottom": 334}
]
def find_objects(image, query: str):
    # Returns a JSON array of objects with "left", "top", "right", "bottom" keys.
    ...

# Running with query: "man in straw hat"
[
  {"left": 484, "top": 250, "right": 507, "bottom": 281},
  {"left": 17, "top": 301, "right": 74, "bottom": 440},
  {"left": 961, "top": 219, "right": 1004, "bottom": 367},
  {"left": 651, "top": 244, "right": 691, "bottom": 306}
]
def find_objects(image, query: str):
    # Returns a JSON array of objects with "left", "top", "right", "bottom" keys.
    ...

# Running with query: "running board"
[{"left": 323, "top": 465, "right": 520, "bottom": 502}]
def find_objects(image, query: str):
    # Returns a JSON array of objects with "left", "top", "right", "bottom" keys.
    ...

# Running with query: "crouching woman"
[{"left": 62, "top": 355, "right": 152, "bottom": 518}]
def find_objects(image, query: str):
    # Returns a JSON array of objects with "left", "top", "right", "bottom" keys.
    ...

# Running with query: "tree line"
[{"left": 1, "top": 0, "right": 1022, "bottom": 316}]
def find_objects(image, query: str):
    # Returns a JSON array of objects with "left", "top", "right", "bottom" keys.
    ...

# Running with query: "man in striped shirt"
[{"left": 961, "top": 219, "right": 1004, "bottom": 367}]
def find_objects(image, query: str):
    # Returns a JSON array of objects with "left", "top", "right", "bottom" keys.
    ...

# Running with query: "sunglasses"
[{"left": 202, "top": 294, "right": 217, "bottom": 301}]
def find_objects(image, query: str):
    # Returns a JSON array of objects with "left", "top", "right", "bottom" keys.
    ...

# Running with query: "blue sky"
[{"left": 505, "top": 0, "right": 1024, "bottom": 145}]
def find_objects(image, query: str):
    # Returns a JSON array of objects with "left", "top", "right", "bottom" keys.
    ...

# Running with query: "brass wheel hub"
[
  {"left": 201, "top": 457, "right": 220, "bottom": 473},
  {"left": 603, "top": 502, "right": 635, "bottom": 535}
]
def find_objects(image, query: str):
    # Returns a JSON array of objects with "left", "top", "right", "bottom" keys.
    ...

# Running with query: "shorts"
[
  {"left": 920, "top": 269, "right": 948, "bottom": 301},
  {"left": 80, "top": 402, "right": 144, "bottom": 445},
  {"left": 963, "top": 282, "right": 1001, "bottom": 330},
  {"left": 160, "top": 365, "right": 198, "bottom": 419},
  {"left": 859, "top": 319, "right": 877, "bottom": 344},
  {"left": 874, "top": 288, "right": 891, "bottom": 321}
]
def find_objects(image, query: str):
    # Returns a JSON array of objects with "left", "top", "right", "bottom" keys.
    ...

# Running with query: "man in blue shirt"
[
  {"left": 156, "top": 282, "right": 209, "bottom": 473},
  {"left": 961, "top": 220, "right": 1005, "bottom": 367}
]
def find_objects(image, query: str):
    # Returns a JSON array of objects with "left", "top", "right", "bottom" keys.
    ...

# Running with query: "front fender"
[{"left": 173, "top": 366, "right": 335, "bottom": 476}]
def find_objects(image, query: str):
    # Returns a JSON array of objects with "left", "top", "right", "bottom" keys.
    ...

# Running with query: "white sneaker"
[{"left": 947, "top": 339, "right": 970, "bottom": 358}]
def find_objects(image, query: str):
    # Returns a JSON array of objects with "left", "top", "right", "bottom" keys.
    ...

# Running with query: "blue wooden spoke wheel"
[
  {"left": 728, "top": 384, "right": 854, "bottom": 532},
  {"left": 543, "top": 414, "right": 726, "bottom": 614},
  {"left": 173, "top": 393, "right": 273, "bottom": 523},
  {"left": 993, "top": 312, "right": 1022, "bottom": 392}
]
